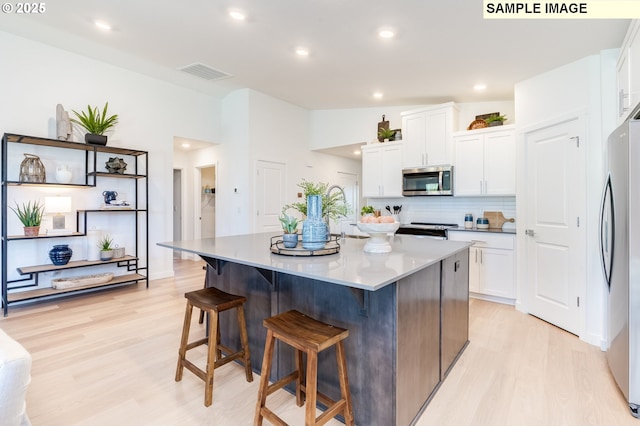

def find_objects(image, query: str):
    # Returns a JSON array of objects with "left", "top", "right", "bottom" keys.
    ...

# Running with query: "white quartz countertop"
[{"left": 158, "top": 232, "right": 471, "bottom": 291}]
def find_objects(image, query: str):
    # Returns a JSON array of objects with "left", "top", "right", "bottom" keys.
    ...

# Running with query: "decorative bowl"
[{"left": 356, "top": 222, "right": 400, "bottom": 253}]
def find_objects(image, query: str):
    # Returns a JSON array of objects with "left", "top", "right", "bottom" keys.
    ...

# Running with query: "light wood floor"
[{"left": 0, "top": 259, "right": 636, "bottom": 426}]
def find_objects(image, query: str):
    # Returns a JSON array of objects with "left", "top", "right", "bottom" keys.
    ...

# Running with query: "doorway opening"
[{"left": 198, "top": 165, "right": 216, "bottom": 239}]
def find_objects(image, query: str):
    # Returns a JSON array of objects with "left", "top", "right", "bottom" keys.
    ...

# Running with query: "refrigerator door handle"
[{"left": 599, "top": 173, "right": 615, "bottom": 290}]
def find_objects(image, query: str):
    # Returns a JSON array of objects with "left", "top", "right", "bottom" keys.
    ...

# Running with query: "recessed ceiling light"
[
  {"left": 229, "top": 10, "right": 246, "bottom": 20},
  {"left": 373, "top": 92, "right": 383, "bottom": 99},
  {"left": 353, "top": 150, "right": 361, "bottom": 156},
  {"left": 378, "top": 28, "right": 395, "bottom": 39},
  {"left": 95, "top": 21, "right": 111, "bottom": 31},
  {"left": 474, "top": 84, "right": 487, "bottom": 91},
  {"left": 181, "top": 143, "right": 191, "bottom": 148},
  {"left": 296, "top": 47, "right": 309, "bottom": 57}
]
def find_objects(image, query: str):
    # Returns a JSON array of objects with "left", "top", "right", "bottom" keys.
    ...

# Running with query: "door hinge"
[
  {"left": 571, "top": 136, "right": 580, "bottom": 148},
  {"left": 577, "top": 217, "right": 580, "bottom": 227},
  {"left": 577, "top": 296, "right": 580, "bottom": 307}
]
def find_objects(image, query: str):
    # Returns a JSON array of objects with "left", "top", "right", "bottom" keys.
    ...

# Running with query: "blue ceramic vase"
[
  {"left": 49, "top": 244, "right": 73, "bottom": 266},
  {"left": 301, "top": 195, "right": 327, "bottom": 250}
]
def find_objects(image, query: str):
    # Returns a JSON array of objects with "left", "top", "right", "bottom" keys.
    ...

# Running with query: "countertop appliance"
[
  {"left": 402, "top": 165, "right": 453, "bottom": 196},
  {"left": 600, "top": 102, "right": 640, "bottom": 418},
  {"left": 396, "top": 222, "right": 458, "bottom": 240}
]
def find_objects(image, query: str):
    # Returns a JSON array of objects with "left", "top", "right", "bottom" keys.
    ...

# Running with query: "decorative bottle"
[{"left": 301, "top": 195, "right": 327, "bottom": 250}]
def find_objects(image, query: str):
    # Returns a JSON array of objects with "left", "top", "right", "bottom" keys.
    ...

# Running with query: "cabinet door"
[
  {"left": 425, "top": 109, "right": 449, "bottom": 166},
  {"left": 362, "top": 147, "right": 382, "bottom": 197},
  {"left": 628, "top": 24, "right": 640, "bottom": 116},
  {"left": 478, "top": 248, "right": 515, "bottom": 298},
  {"left": 402, "top": 112, "right": 426, "bottom": 168},
  {"left": 618, "top": 50, "right": 631, "bottom": 120},
  {"left": 454, "top": 134, "right": 484, "bottom": 196},
  {"left": 380, "top": 144, "right": 403, "bottom": 197},
  {"left": 468, "top": 246, "right": 481, "bottom": 293},
  {"left": 483, "top": 130, "right": 516, "bottom": 195}
]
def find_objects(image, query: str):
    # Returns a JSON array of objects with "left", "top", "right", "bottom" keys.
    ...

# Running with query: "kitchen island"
[{"left": 158, "top": 233, "right": 471, "bottom": 426}]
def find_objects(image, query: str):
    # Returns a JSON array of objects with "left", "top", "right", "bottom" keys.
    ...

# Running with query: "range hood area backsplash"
[{"left": 366, "top": 196, "right": 516, "bottom": 229}]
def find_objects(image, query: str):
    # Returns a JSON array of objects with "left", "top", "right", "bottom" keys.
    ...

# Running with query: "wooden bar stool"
[
  {"left": 175, "top": 287, "right": 253, "bottom": 407},
  {"left": 254, "top": 310, "right": 354, "bottom": 426}
]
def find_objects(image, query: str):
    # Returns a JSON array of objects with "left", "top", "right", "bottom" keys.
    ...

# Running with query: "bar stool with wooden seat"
[
  {"left": 175, "top": 287, "right": 253, "bottom": 407},
  {"left": 254, "top": 310, "right": 354, "bottom": 426}
]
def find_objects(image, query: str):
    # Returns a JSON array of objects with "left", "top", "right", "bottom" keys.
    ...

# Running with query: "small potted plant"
[
  {"left": 485, "top": 114, "right": 507, "bottom": 127},
  {"left": 360, "top": 205, "right": 375, "bottom": 217},
  {"left": 98, "top": 235, "right": 114, "bottom": 261},
  {"left": 71, "top": 102, "right": 119, "bottom": 145},
  {"left": 378, "top": 127, "right": 396, "bottom": 142},
  {"left": 279, "top": 211, "right": 299, "bottom": 248},
  {"left": 9, "top": 200, "right": 44, "bottom": 236}
]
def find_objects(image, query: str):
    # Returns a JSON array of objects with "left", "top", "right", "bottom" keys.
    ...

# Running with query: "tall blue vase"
[{"left": 301, "top": 195, "right": 327, "bottom": 250}]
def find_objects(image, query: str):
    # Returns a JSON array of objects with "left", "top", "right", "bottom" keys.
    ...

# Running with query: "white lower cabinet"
[
  {"left": 448, "top": 231, "right": 515, "bottom": 304},
  {"left": 361, "top": 142, "right": 403, "bottom": 198}
]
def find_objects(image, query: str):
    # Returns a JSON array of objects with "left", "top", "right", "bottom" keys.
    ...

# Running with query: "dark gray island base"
[{"left": 200, "top": 249, "right": 469, "bottom": 425}]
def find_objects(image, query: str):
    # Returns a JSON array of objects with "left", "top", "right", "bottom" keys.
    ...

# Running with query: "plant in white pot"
[
  {"left": 71, "top": 102, "right": 119, "bottom": 145},
  {"left": 279, "top": 211, "right": 299, "bottom": 248},
  {"left": 98, "top": 235, "right": 114, "bottom": 261}
]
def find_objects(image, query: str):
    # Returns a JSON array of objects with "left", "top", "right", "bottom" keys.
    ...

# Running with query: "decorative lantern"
[{"left": 19, "top": 153, "right": 46, "bottom": 183}]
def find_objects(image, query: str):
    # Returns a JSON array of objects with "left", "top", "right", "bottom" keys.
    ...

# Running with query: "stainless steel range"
[{"left": 396, "top": 222, "right": 459, "bottom": 239}]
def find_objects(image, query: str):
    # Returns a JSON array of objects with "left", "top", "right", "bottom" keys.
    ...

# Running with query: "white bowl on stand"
[{"left": 356, "top": 222, "right": 400, "bottom": 253}]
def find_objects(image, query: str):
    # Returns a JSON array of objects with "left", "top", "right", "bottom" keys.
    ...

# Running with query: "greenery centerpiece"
[
  {"left": 285, "top": 179, "right": 349, "bottom": 222},
  {"left": 9, "top": 200, "right": 44, "bottom": 236},
  {"left": 378, "top": 127, "right": 396, "bottom": 142},
  {"left": 71, "top": 102, "right": 119, "bottom": 145}
]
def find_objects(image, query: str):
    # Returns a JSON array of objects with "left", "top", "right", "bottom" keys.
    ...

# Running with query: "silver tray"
[{"left": 270, "top": 235, "right": 340, "bottom": 256}]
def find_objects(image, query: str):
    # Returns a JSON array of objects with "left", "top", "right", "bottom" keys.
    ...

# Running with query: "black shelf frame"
[{"left": 1, "top": 133, "right": 149, "bottom": 316}]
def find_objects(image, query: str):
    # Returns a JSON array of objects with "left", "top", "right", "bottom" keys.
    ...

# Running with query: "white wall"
[
  {"left": 514, "top": 50, "right": 619, "bottom": 347},
  {"left": 0, "top": 31, "right": 221, "bottom": 283}
]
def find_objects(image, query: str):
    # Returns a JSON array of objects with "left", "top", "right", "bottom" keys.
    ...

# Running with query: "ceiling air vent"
[{"left": 179, "top": 63, "right": 231, "bottom": 81}]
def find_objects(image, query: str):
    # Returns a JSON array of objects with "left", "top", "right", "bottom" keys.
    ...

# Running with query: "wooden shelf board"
[
  {"left": 7, "top": 232, "right": 85, "bottom": 241},
  {"left": 4, "top": 133, "right": 96, "bottom": 151},
  {"left": 7, "top": 274, "right": 145, "bottom": 302},
  {"left": 17, "top": 255, "right": 138, "bottom": 275}
]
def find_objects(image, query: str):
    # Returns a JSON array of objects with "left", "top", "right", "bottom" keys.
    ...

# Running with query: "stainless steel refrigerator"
[{"left": 600, "top": 103, "right": 640, "bottom": 419}]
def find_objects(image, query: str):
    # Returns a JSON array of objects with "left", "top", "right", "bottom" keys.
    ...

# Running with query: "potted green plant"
[
  {"left": 284, "top": 179, "right": 349, "bottom": 222},
  {"left": 360, "top": 205, "right": 375, "bottom": 217},
  {"left": 279, "top": 211, "right": 299, "bottom": 248},
  {"left": 485, "top": 114, "right": 507, "bottom": 127},
  {"left": 98, "top": 235, "right": 114, "bottom": 261},
  {"left": 71, "top": 102, "right": 119, "bottom": 145},
  {"left": 9, "top": 200, "right": 44, "bottom": 236},
  {"left": 378, "top": 127, "right": 396, "bottom": 142}
]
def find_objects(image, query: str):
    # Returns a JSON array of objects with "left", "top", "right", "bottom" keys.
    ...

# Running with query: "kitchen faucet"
[{"left": 326, "top": 185, "right": 348, "bottom": 239}]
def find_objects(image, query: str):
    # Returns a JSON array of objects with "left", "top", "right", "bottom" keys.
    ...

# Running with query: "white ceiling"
[{"left": 0, "top": 1, "right": 629, "bottom": 111}]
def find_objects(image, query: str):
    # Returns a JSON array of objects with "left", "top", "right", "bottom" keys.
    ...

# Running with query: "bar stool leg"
[
  {"left": 295, "top": 349, "right": 304, "bottom": 407},
  {"left": 237, "top": 305, "right": 253, "bottom": 382},
  {"left": 254, "top": 330, "right": 275, "bottom": 426},
  {"left": 204, "top": 310, "right": 219, "bottom": 407},
  {"left": 175, "top": 301, "right": 194, "bottom": 382},
  {"left": 304, "top": 351, "right": 318, "bottom": 426},
  {"left": 336, "top": 341, "right": 354, "bottom": 426}
]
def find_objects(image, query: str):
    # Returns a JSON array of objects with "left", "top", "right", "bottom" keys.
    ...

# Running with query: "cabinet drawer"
[{"left": 448, "top": 231, "right": 514, "bottom": 250}]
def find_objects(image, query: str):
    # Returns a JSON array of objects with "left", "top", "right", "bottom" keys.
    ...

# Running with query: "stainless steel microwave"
[{"left": 402, "top": 165, "right": 453, "bottom": 196}]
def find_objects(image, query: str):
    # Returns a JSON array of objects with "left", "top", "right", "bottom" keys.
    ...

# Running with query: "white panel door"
[
  {"left": 255, "top": 160, "right": 286, "bottom": 232},
  {"left": 525, "top": 117, "right": 585, "bottom": 335}
]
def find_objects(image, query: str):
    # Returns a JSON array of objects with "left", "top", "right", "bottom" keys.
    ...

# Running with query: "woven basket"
[{"left": 19, "top": 153, "right": 46, "bottom": 183}]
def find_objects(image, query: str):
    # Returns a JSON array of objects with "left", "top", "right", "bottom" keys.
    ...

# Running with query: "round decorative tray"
[
  {"left": 270, "top": 235, "right": 341, "bottom": 256},
  {"left": 467, "top": 119, "right": 488, "bottom": 130}
]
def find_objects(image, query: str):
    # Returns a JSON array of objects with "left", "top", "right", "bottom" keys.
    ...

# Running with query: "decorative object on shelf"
[
  {"left": 105, "top": 157, "right": 127, "bottom": 174},
  {"left": 465, "top": 213, "right": 474, "bottom": 229},
  {"left": 55, "top": 104, "right": 72, "bottom": 141},
  {"left": 377, "top": 114, "right": 389, "bottom": 142},
  {"left": 113, "top": 245, "right": 125, "bottom": 258},
  {"left": 98, "top": 235, "right": 114, "bottom": 261},
  {"left": 467, "top": 119, "right": 488, "bottom": 130},
  {"left": 301, "top": 195, "right": 328, "bottom": 250},
  {"left": 356, "top": 220, "right": 400, "bottom": 253},
  {"left": 394, "top": 129, "right": 402, "bottom": 141},
  {"left": 102, "top": 191, "right": 118, "bottom": 205},
  {"left": 279, "top": 210, "right": 299, "bottom": 248},
  {"left": 485, "top": 114, "right": 507, "bottom": 127},
  {"left": 55, "top": 164, "right": 72, "bottom": 183},
  {"left": 49, "top": 244, "right": 73, "bottom": 266},
  {"left": 476, "top": 217, "right": 489, "bottom": 229},
  {"left": 51, "top": 272, "right": 114, "bottom": 290},
  {"left": 378, "top": 127, "right": 396, "bottom": 142},
  {"left": 45, "top": 196, "right": 71, "bottom": 232},
  {"left": 9, "top": 200, "right": 44, "bottom": 236},
  {"left": 70, "top": 102, "right": 119, "bottom": 146},
  {"left": 483, "top": 211, "right": 515, "bottom": 229},
  {"left": 19, "top": 153, "right": 46, "bottom": 183}
]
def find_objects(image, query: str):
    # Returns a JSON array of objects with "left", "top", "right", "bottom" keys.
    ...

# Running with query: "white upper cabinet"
[
  {"left": 617, "top": 20, "right": 640, "bottom": 122},
  {"left": 453, "top": 125, "right": 516, "bottom": 196},
  {"left": 361, "top": 142, "right": 403, "bottom": 198},
  {"left": 401, "top": 102, "right": 458, "bottom": 168}
]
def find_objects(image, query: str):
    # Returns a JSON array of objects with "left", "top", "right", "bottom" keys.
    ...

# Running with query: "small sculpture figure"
[
  {"left": 56, "top": 104, "right": 72, "bottom": 141},
  {"left": 105, "top": 157, "right": 127, "bottom": 174}
]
